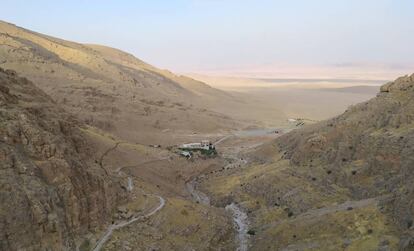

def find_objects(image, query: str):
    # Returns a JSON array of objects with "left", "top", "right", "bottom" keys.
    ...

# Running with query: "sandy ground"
[{"left": 188, "top": 74, "right": 381, "bottom": 120}]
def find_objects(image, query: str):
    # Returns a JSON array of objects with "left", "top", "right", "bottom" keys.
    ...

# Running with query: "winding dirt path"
[
  {"left": 214, "top": 134, "right": 233, "bottom": 145},
  {"left": 92, "top": 194, "right": 165, "bottom": 251},
  {"left": 92, "top": 142, "right": 166, "bottom": 251}
]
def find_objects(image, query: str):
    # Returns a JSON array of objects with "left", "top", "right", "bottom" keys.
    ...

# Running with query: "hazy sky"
[{"left": 1, "top": 0, "right": 414, "bottom": 75}]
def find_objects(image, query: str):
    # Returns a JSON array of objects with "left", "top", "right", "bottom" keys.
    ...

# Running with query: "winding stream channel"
[
  {"left": 187, "top": 178, "right": 250, "bottom": 251},
  {"left": 186, "top": 129, "right": 281, "bottom": 250},
  {"left": 226, "top": 203, "right": 250, "bottom": 251},
  {"left": 186, "top": 179, "right": 210, "bottom": 206}
]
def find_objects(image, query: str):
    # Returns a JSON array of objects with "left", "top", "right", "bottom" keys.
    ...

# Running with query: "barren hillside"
[{"left": 0, "top": 21, "right": 286, "bottom": 145}]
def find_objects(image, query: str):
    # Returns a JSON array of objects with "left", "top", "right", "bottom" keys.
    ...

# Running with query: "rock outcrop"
[{"left": 0, "top": 68, "right": 126, "bottom": 250}]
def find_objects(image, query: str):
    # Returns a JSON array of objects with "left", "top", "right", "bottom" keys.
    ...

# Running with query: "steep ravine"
[
  {"left": 185, "top": 135, "right": 254, "bottom": 251},
  {"left": 187, "top": 176, "right": 251, "bottom": 251},
  {"left": 186, "top": 128, "right": 291, "bottom": 251}
]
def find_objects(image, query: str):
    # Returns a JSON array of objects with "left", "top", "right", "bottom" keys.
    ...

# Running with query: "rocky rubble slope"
[{"left": 0, "top": 68, "right": 126, "bottom": 250}]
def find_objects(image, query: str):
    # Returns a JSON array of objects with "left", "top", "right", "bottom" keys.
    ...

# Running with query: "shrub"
[{"left": 247, "top": 230, "right": 256, "bottom": 235}]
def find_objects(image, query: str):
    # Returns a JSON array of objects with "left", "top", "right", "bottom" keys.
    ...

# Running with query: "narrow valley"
[{"left": 1, "top": 6, "right": 414, "bottom": 250}]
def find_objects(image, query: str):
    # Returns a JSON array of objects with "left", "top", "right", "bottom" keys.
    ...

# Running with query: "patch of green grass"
[{"left": 179, "top": 148, "right": 217, "bottom": 157}]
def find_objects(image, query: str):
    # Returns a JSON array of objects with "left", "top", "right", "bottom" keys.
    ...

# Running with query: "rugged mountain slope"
[
  {"left": 202, "top": 74, "right": 414, "bottom": 250},
  {"left": 278, "top": 74, "right": 414, "bottom": 219},
  {"left": 0, "top": 21, "right": 286, "bottom": 144},
  {"left": 0, "top": 68, "right": 126, "bottom": 250}
]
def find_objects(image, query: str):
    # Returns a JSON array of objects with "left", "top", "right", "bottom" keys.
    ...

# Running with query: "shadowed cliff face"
[{"left": 0, "top": 68, "right": 126, "bottom": 250}]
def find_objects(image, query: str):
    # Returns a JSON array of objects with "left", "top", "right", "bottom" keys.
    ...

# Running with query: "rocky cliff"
[{"left": 0, "top": 68, "right": 126, "bottom": 250}]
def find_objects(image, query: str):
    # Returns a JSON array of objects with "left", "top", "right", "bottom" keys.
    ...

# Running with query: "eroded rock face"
[
  {"left": 0, "top": 68, "right": 126, "bottom": 250},
  {"left": 380, "top": 74, "right": 414, "bottom": 93}
]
